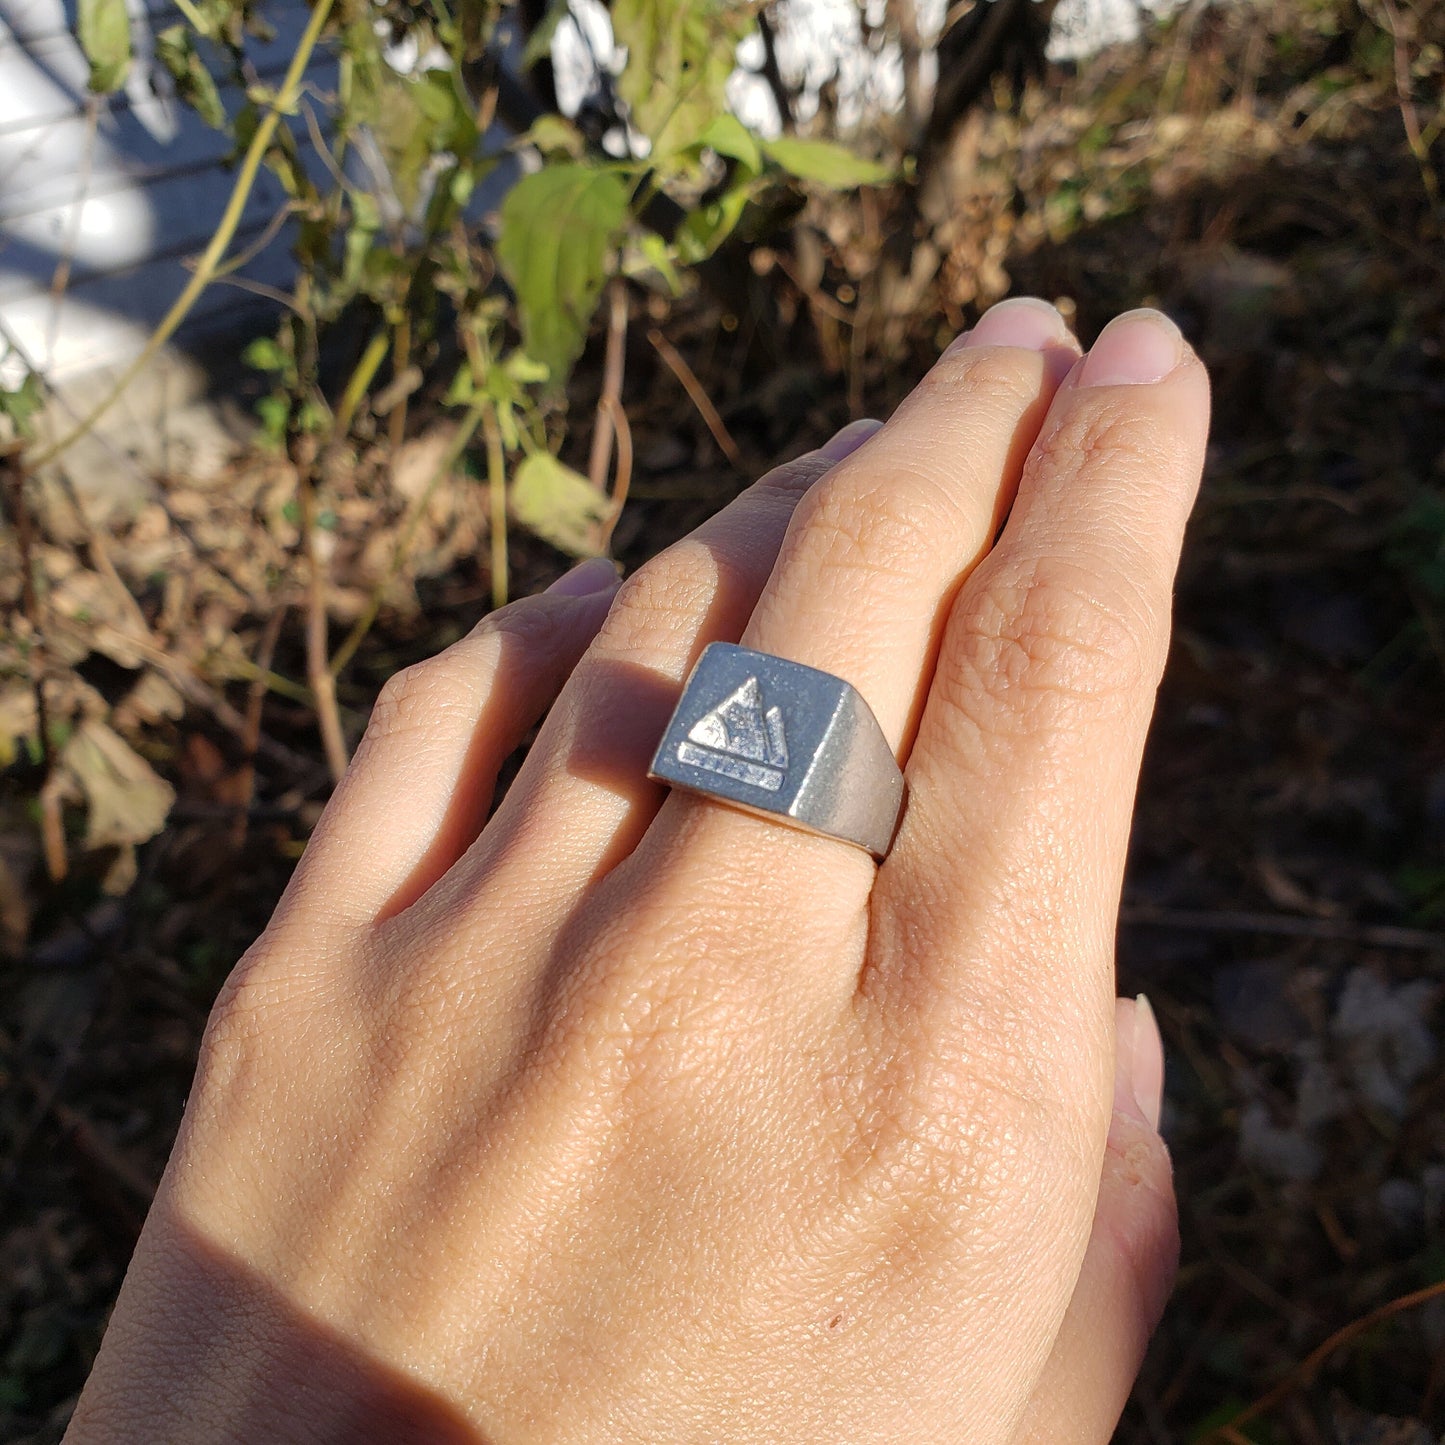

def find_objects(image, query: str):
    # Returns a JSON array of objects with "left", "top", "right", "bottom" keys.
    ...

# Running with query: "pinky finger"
[
  {"left": 1011, "top": 996, "right": 1179, "bottom": 1445},
  {"left": 276, "top": 558, "right": 621, "bottom": 932}
]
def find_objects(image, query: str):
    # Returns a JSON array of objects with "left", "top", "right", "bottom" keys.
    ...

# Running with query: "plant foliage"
[{"left": 70, "top": 0, "right": 892, "bottom": 566}]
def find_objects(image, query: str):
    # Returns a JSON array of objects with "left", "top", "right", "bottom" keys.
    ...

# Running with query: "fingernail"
[
  {"left": 817, "top": 417, "right": 883, "bottom": 463},
  {"left": 948, "top": 297, "right": 1071, "bottom": 354},
  {"left": 1113, "top": 994, "right": 1165, "bottom": 1132},
  {"left": 545, "top": 555, "right": 622, "bottom": 597},
  {"left": 1080, "top": 309, "right": 1184, "bottom": 387}
]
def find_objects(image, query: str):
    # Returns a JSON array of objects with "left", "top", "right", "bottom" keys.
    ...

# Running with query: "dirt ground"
[{"left": 3, "top": 1, "right": 1444, "bottom": 1440}]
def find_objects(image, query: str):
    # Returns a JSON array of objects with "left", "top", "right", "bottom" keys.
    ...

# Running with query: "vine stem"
[
  {"left": 332, "top": 327, "right": 391, "bottom": 441},
  {"left": 169, "top": 0, "right": 209, "bottom": 33},
  {"left": 597, "top": 393, "right": 631, "bottom": 556},
  {"left": 294, "top": 430, "right": 349, "bottom": 785},
  {"left": 483, "top": 404, "right": 509, "bottom": 610},
  {"left": 647, "top": 325, "right": 741, "bottom": 469},
  {"left": 27, "top": 0, "right": 336, "bottom": 468},
  {"left": 1210, "top": 1278, "right": 1445, "bottom": 1439},
  {"left": 587, "top": 275, "right": 628, "bottom": 493}
]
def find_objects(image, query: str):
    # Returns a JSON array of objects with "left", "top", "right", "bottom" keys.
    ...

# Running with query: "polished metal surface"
[{"left": 648, "top": 642, "right": 905, "bottom": 858}]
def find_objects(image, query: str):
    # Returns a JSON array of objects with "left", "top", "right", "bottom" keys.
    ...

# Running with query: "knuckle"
[
  {"left": 361, "top": 595, "right": 585, "bottom": 754},
  {"left": 368, "top": 656, "right": 485, "bottom": 744},
  {"left": 951, "top": 552, "right": 1161, "bottom": 729},
  {"left": 196, "top": 947, "right": 286, "bottom": 1092},
  {"left": 1034, "top": 394, "right": 1172, "bottom": 494},
  {"left": 753, "top": 450, "right": 836, "bottom": 501},
  {"left": 479, "top": 591, "right": 581, "bottom": 656},
  {"left": 839, "top": 1030, "right": 1099, "bottom": 1271},
  {"left": 922, "top": 344, "right": 1050, "bottom": 412},
  {"left": 789, "top": 467, "right": 963, "bottom": 584},
  {"left": 597, "top": 541, "right": 719, "bottom": 657},
  {"left": 553, "top": 892, "right": 773, "bottom": 1110}
]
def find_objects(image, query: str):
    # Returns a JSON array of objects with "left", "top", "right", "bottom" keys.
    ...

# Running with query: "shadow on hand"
[{"left": 76, "top": 1220, "right": 489, "bottom": 1445}]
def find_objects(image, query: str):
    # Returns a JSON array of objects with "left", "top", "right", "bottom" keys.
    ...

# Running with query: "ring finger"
[{"left": 629, "top": 299, "right": 1080, "bottom": 938}]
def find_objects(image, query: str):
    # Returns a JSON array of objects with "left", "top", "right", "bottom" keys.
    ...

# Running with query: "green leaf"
[
  {"left": 154, "top": 25, "right": 225, "bottom": 128},
  {"left": 629, "top": 232, "right": 682, "bottom": 294},
  {"left": 341, "top": 191, "right": 382, "bottom": 296},
  {"left": 503, "top": 351, "right": 552, "bottom": 385},
  {"left": 524, "top": 115, "right": 586, "bottom": 159},
  {"left": 78, "top": 0, "right": 132, "bottom": 93},
  {"left": 762, "top": 136, "right": 894, "bottom": 190},
  {"left": 697, "top": 113, "right": 761, "bottom": 172},
  {"left": 612, "top": 0, "right": 747, "bottom": 161},
  {"left": 510, "top": 453, "right": 610, "bottom": 557},
  {"left": 255, "top": 392, "right": 289, "bottom": 447},
  {"left": 242, "top": 335, "right": 288, "bottom": 372},
  {"left": 414, "top": 69, "right": 477, "bottom": 157},
  {"left": 674, "top": 178, "right": 752, "bottom": 263},
  {"left": 0, "top": 373, "right": 44, "bottom": 440},
  {"left": 496, "top": 164, "right": 630, "bottom": 385},
  {"left": 367, "top": 69, "right": 475, "bottom": 213}
]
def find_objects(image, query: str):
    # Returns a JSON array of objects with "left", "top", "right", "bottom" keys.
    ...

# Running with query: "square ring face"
[{"left": 648, "top": 643, "right": 849, "bottom": 821}]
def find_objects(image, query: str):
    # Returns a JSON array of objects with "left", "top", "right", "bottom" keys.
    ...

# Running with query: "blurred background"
[{"left": 1, "top": 0, "right": 1443, "bottom": 1439}]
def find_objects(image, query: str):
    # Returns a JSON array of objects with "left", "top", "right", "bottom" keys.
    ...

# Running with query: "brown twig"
[
  {"left": 482, "top": 404, "right": 510, "bottom": 611},
  {"left": 231, "top": 606, "right": 287, "bottom": 850},
  {"left": 646, "top": 326, "right": 743, "bottom": 470},
  {"left": 1211, "top": 1279, "right": 1445, "bottom": 1438},
  {"left": 293, "top": 435, "right": 349, "bottom": 784},
  {"left": 890, "top": 0, "right": 926, "bottom": 139},
  {"left": 756, "top": 8, "right": 796, "bottom": 134},
  {"left": 588, "top": 276, "right": 629, "bottom": 493},
  {"left": 388, "top": 310, "right": 413, "bottom": 454},
  {"left": 1120, "top": 903, "right": 1445, "bottom": 953},
  {"left": 598, "top": 393, "right": 633, "bottom": 556},
  {"left": 1379, "top": 0, "right": 1441, "bottom": 213}
]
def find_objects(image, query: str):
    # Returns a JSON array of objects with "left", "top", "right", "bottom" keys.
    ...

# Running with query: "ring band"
[{"left": 648, "top": 643, "right": 905, "bottom": 858}]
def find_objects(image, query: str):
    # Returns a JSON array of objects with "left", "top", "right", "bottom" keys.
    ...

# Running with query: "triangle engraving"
[{"left": 676, "top": 676, "right": 789, "bottom": 792}]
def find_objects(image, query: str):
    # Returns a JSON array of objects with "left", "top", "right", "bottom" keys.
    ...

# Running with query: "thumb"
[{"left": 1012, "top": 994, "right": 1179, "bottom": 1444}]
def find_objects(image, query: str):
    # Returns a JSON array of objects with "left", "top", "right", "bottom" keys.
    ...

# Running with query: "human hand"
[{"left": 68, "top": 298, "right": 1209, "bottom": 1444}]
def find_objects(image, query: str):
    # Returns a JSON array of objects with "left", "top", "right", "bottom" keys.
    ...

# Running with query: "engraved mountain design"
[{"left": 675, "top": 677, "right": 789, "bottom": 792}]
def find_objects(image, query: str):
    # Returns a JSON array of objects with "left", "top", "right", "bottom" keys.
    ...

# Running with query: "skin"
[{"left": 66, "top": 298, "right": 1210, "bottom": 1444}]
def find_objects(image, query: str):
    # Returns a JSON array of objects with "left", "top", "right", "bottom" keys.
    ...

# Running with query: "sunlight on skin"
[{"left": 65, "top": 299, "right": 1208, "bottom": 1445}]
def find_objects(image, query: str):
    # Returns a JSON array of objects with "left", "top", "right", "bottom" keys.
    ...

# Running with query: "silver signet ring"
[{"left": 647, "top": 642, "right": 905, "bottom": 858}]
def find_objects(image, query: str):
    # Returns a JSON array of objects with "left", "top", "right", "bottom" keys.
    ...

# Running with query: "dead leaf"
[
  {"left": 48, "top": 569, "right": 147, "bottom": 668},
  {"left": 391, "top": 426, "right": 457, "bottom": 502},
  {"left": 111, "top": 670, "right": 186, "bottom": 733},
  {"left": 55, "top": 718, "right": 176, "bottom": 853},
  {"left": 0, "top": 684, "right": 38, "bottom": 767},
  {"left": 510, "top": 453, "right": 609, "bottom": 558}
]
